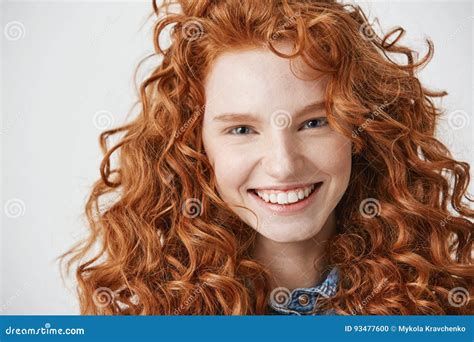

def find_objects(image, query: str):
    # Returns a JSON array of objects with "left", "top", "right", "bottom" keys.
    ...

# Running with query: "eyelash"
[{"left": 226, "top": 118, "right": 328, "bottom": 135}]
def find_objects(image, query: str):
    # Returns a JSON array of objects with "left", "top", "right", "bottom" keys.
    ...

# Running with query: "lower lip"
[{"left": 248, "top": 182, "right": 323, "bottom": 216}]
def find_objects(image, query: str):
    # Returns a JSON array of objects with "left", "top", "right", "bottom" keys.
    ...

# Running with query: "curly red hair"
[{"left": 59, "top": 0, "right": 473, "bottom": 315}]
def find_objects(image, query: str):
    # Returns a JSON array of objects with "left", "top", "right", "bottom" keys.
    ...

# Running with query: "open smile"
[{"left": 247, "top": 182, "right": 323, "bottom": 215}]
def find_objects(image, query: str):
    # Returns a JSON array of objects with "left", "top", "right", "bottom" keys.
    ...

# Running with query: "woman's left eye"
[{"left": 301, "top": 118, "right": 328, "bottom": 129}]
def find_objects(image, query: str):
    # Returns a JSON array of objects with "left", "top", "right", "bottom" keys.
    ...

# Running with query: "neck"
[{"left": 252, "top": 211, "right": 337, "bottom": 290}]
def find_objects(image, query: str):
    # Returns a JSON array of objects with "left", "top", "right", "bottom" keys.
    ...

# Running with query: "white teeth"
[
  {"left": 288, "top": 192, "right": 299, "bottom": 203},
  {"left": 277, "top": 193, "right": 287, "bottom": 204},
  {"left": 270, "top": 193, "right": 277, "bottom": 203},
  {"left": 254, "top": 183, "right": 319, "bottom": 204}
]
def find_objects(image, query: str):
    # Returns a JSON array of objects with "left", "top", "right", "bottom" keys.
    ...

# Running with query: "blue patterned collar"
[{"left": 268, "top": 267, "right": 339, "bottom": 315}]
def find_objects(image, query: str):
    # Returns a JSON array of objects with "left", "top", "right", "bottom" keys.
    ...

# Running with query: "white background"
[{"left": 1, "top": 0, "right": 472, "bottom": 314}]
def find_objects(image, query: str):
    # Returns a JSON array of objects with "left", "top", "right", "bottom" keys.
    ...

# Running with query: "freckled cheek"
[
  {"left": 209, "top": 148, "right": 252, "bottom": 198},
  {"left": 309, "top": 136, "right": 352, "bottom": 178}
]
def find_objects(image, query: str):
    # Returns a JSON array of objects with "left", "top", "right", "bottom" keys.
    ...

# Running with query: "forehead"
[{"left": 203, "top": 46, "right": 327, "bottom": 117}]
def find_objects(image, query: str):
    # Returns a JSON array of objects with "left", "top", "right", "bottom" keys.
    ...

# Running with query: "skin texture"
[{"left": 202, "top": 46, "right": 352, "bottom": 289}]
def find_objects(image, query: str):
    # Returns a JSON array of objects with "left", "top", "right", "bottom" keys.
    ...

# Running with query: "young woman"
[{"left": 60, "top": 0, "right": 473, "bottom": 315}]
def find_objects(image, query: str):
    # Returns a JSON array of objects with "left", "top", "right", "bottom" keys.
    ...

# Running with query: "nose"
[{"left": 261, "top": 132, "right": 305, "bottom": 181}]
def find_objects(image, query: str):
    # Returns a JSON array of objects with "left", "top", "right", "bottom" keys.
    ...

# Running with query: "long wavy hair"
[{"left": 59, "top": 0, "right": 473, "bottom": 315}]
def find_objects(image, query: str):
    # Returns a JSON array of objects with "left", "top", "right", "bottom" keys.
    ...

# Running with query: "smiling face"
[{"left": 201, "top": 45, "right": 352, "bottom": 243}]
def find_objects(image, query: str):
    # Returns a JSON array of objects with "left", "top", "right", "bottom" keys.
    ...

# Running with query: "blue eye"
[
  {"left": 229, "top": 126, "right": 254, "bottom": 135},
  {"left": 302, "top": 118, "right": 328, "bottom": 129}
]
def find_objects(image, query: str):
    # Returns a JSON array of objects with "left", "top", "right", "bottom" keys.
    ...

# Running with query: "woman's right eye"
[{"left": 228, "top": 126, "right": 254, "bottom": 135}]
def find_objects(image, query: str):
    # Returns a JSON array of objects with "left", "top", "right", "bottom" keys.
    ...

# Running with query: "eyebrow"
[{"left": 212, "top": 100, "right": 326, "bottom": 123}]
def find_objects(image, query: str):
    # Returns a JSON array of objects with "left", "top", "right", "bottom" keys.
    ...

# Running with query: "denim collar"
[{"left": 268, "top": 267, "right": 339, "bottom": 315}]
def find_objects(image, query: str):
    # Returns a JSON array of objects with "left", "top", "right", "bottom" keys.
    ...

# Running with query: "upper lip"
[{"left": 249, "top": 182, "right": 322, "bottom": 191}]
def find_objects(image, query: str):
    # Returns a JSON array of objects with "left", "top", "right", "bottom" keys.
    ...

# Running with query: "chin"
[{"left": 256, "top": 224, "right": 325, "bottom": 243}]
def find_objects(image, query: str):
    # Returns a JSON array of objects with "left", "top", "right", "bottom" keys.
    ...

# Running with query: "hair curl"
[{"left": 59, "top": 0, "right": 473, "bottom": 315}]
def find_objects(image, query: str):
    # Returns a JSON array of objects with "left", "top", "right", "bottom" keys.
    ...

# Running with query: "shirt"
[{"left": 267, "top": 267, "right": 339, "bottom": 315}]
